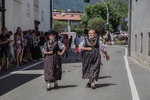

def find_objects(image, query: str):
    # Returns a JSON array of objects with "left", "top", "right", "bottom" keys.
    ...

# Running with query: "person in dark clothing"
[
  {"left": 42, "top": 30, "right": 66, "bottom": 91},
  {"left": 79, "top": 29, "right": 110, "bottom": 89},
  {"left": 39, "top": 32, "right": 46, "bottom": 58},
  {"left": 69, "top": 36, "right": 72, "bottom": 52},
  {"left": 62, "top": 34, "right": 69, "bottom": 59},
  {"left": 106, "top": 32, "right": 112, "bottom": 45},
  {"left": 0, "top": 27, "right": 11, "bottom": 70},
  {"left": 30, "top": 30, "right": 39, "bottom": 61},
  {"left": 8, "top": 31, "right": 13, "bottom": 62}
]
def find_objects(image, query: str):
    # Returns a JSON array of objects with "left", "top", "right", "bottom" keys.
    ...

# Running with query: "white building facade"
[
  {"left": 130, "top": 0, "right": 150, "bottom": 67},
  {"left": 0, "top": 0, "right": 50, "bottom": 32}
]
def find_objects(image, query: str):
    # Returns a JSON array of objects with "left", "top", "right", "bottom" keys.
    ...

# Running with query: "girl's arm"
[
  {"left": 99, "top": 40, "right": 110, "bottom": 61},
  {"left": 42, "top": 42, "right": 53, "bottom": 55},
  {"left": 57, "top": 41, "right": 66, "bottom": 55},
  {"left": 42, "top": 51, "right": 53, "bottom": 55},
  {"left": 0, "top": 40, "right": 7, "bottom": 44},
  {"left": 102, "top": 51, "right": 110, "bottom": 61},
  {"left": 78, "top": 40, "right": 92, "bottom": 52},
  {"left": 80, "top": 47, "right": 92, "bottom": 51}
]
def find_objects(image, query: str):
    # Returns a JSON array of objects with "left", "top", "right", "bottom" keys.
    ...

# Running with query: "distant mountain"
[{"left": 53, "top": 0, "right": 100, "bottom": 12}]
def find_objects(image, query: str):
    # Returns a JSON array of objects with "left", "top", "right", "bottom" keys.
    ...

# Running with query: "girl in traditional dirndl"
[
  {"left": 79, "top": 30, "right": 110, "bottom": 89},
  {"left": 42, "top": 30, "right": 66, "bottom": 91}
]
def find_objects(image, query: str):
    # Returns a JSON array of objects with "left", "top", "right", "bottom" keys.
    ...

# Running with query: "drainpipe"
[
  {"left": 2, "top": 0, "right": 6, "bottom": 28},
  {"left": 128, "top": 0, "right": 132, "bottom": 57},
  {"left": 50, "top": 0, "right": 53, "bottom": 29}
]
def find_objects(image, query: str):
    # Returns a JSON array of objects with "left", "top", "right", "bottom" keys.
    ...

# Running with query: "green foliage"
[
  {"left": 81, "top": 15, "right": 89, "bottom": 28},
  {"left": 81, "top": 0, "right": 128, "bottom": 32},
  {"left": 74, "top": 28, "right": 83, "bottom": 34},
  {"left": 87, "top": 17, "right": 105, "bottom": 34},
  {"left": 114, "top": 0, "right": 128, "bottom": 30},
  {"left": 71, "top": 24, "right": 84, "bottom": 34},
  {"left": 52, "top": 20, "right": 67, "bottom": 33},
  {"left": 71, "top": 25, "right": 84, "bottom": 34}
]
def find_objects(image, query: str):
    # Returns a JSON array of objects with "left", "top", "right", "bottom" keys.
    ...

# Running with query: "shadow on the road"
[
  {"left": 0, "top": 73, "right": 42, "bottom": 96},
  {"left": 98, "top": 76, "right": 112, "bottom": 79},
  {"left": 54, "top": 85, "right": 78, "bottom": 90},
  {"left": 96, "top": 83, "right": 116, "bottom": 88}
]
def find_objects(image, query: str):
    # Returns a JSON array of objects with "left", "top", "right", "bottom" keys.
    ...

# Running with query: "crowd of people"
[
  {"left": 102, "top": 31, "right": 128, "bottom": 45},
  {"left": 0, "top": 27, "right": 44, "bottom": 71},
  {"left": 0, "top": 27, "right": 74, "bottom": 72}
]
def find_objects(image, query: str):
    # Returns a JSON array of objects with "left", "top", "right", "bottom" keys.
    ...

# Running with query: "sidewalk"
[
  {"left": 128, "top": 57, "right": 150, "bottom": 100},
  {"left": 0, "top": 50, "right": 78, "bottom": 79},
  {"left": 0, "top": 60, "right": 43, "bottom": 78}
]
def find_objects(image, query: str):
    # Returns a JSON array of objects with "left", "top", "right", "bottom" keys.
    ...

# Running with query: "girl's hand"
[
  {"left": 48, "top": 51, "right": 53, "bottom": 54},
  {"left": 43, "top": 51, "right": 53, "bottom": 55},
  {"left": 88, "top": 47, "right": 92, "bottom": 51},
  {"left": 105, "top": 55, "right": 110, "bottom": 61},
  {"left": 57, "top": 51, "right": 63, "bottom": 56}
]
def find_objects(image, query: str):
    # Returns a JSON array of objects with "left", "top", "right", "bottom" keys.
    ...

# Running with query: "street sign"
[{"left": 103, "top": 24, "right": 109, "bottom": 31}]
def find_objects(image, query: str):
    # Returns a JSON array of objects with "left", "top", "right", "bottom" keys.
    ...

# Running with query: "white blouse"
[
  {"left": 42, "top": 40, "right": 65, "bottom": 52},
  {"left": 78, "top": 38, "right": 107, "bottom": 52}
]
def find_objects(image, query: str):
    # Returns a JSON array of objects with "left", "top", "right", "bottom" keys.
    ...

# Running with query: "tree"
[
  {"left": 87, "top": 17, "right": 105, "bottom": 34},
  {"left": 52, "top": 20, "right": 67, "bottom": 33},
  {"left": 114, "top": 0, "right": 128, "bottom": 30},
  {"left": 81, "top": 0, "right": 128, "bottom": 32}
]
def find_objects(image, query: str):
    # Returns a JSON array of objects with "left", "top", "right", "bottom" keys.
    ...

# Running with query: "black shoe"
[
  {"left": 46, "top": 87, "right": 51, "bottom": 91},
  {"left": 87, "top": 82, "right": 91, "bottom": 87},
  {"left": 54, "top": 81, "right": 58, "bottom": 88}
]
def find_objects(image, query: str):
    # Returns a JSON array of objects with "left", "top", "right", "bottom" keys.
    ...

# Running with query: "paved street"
[{"left": 0, "top": 46, "right": 150, "bottom": 100}]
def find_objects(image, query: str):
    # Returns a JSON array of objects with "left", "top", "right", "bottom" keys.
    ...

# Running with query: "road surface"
[{"left": 0, "top": 46, "right": 150, "bottom": 100}]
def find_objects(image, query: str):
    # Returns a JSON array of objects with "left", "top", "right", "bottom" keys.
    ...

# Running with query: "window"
[
  {"left": 26, "top": 3, "right": 30, "bottom": 17},
  {"left": 34, "top": 0, "right": 39, "bottom": 11},
  {"left": 148, "top": 33, "right": 150, "bottom": 56},
  {"left": 34, "top": 0, "right": 39, "bottom": 8},
  {"left": 135, "top": 35, "right": 137, "bottom": 52},
  {"left": 141, "top": 33, "right": 143, "bottom": 53}
]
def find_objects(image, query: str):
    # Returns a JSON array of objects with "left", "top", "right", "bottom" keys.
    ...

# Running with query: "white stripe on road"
[
  {"left": 123, "top": 47, "right": 140, "bottom": 100},
  {"left": 0, "top": 61, "right": 43, "bottom": 80}
]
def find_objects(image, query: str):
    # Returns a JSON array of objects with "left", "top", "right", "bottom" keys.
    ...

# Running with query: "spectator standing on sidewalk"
[
  {"left": 42, "top": 30, "right": 66, "bottom": 91},
  {"left": 62, "top": 34, "right": 69, "bottom": 59},
  {"left": 22, "top": 31, "right": 28, "bottom": 62},
  {"left": 74, "top": 34, "right": 84, "bottom": 61},
  {"left": 39, "top": 32, "right": 46, "bottom": 59},
  {"left": 7, "top": 31, "right": 14, "bottom": 64},
  {"left": 79, "top": 29, "right": 110, "bottom": 89},
  {"left": 30, "top": 30, "right": 39, "bottom": 61},
  {"left": 68, "top": 36, "right": 72, "bottom": 52},
  {"left": 106, "top": 31, "right": 112, "bottom": 45},
  {"left": 26, "top": 29, "right": 33, "bottom": 61},
  {"left": 14, "top": 27, "right": 24, "bottom": 64},
  {"left": 14, "top": 28, "right": 23, "bottom": 67},
  {"left": 0, "top": 27, "right": 11, "bottom": 70}
]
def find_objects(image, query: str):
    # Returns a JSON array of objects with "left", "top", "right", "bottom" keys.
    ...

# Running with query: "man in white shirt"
[{"left": 74, "top": 34, "right": 84, "bottom": 61}]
